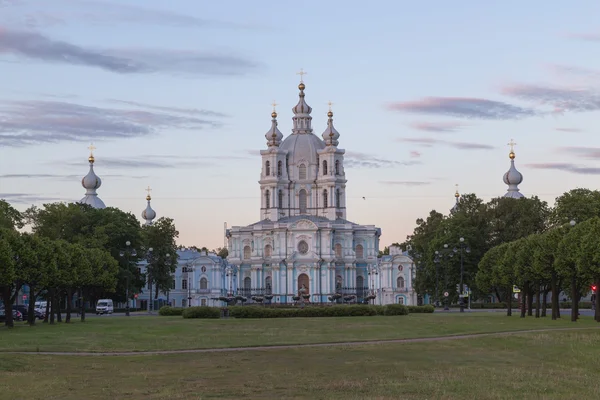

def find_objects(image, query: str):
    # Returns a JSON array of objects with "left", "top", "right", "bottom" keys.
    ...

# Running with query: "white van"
[
  {"left": 34, "top": 301, "right": 47, "bottom": 312},
  {"left": 96, "top": 299, "right": 114, "bottom": 315}
]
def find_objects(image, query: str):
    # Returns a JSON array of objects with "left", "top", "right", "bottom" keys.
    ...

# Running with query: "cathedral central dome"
[{"left": 280, "top": 133, "right": 325, "bottom": 166}]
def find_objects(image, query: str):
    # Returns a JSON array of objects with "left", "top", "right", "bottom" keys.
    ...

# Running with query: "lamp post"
[
  {"left": 434, "top": 244, "right": 454, "bottom": 310},
  {"left": 119, "top": 241, "right": 137, "bottom": 317},
  {"left": 185, "top": 263, "right": 195, "bottom": 307},
  {"left": 226, "top": 266, "right": 237, "bottom": 297},
  {"left": 367, "top": 264, "right": 379, "bottom": 305},
  {"left": 457, "top": 237, "right": 471, "bottom": 313},
  {"left": 146, "top": 247, "right": 153, "bottom": 314}
]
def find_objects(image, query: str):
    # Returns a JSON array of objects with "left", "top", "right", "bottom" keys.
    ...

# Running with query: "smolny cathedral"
[{"left": 74, "top": 75, "right": 528, "bottom": 309}]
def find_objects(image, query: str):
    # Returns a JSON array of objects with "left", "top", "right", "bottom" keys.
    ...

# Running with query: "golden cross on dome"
[
  {"left": 88, "top": 143, "right": 96, "bottom": 154},
  {"left": 296, "top": 68, "right": 307, "bottom": 83},
  {"left": 328, "top": 101, "right": 333, "bottom": 112},
  {"left": 507, "top": 139, "right": 516, "bottom": 153},
  {"left": 455, "top": 183, "right": 459, "bottom": 191},
  {"left": 145, "top": 186, "right": 152, "bottom": 196},
  {"left": 272, "top": 101, "right": 278, "bottom": 112}
]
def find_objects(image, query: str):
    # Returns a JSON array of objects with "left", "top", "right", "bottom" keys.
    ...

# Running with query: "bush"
[
  {"left": 182, "top": 306, "right": 220, "bottom": 319},
  {"left": 383, "top": 304, "right": 409, "bottom": 316},
  {"left": 227, "top": 305, "right": 392, "bottom": 319},
  {"left": 407, "top": 305, "right": 434, "bottom": 313},
  {"left": 158, "top": 306, "right": 184, "bottom": 316}
]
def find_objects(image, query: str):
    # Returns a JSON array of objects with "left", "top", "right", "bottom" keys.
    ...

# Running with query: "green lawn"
[
  {"left": 1, "top": 329, "right": 599, "bottom": 399},
  {"left": 0, "top": 313, "right": 597, "bottom": 353}
]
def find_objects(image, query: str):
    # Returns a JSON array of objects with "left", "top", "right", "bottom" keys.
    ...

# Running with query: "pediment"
[{"left": 291, "top": 219, "right": 317, "bottom": 230}]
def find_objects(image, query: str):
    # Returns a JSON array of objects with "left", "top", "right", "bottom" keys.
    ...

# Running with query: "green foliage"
[
  {"left": 144, "top": 217, "right": 179, "bottom": 298},
  {"left": 383, "top": 304, "right": 409, "bottom": 316},
  {"left": 550, "top": 188, "right": 600, "bottom": 227},
  {"left": 158, "top": 306, "right": 184, "bottom": 316},
  {"left": 0, "top": 200, "right": 23, "bottom": 230},
  {"left": 225, "top": 305, "right": 395, "bottom": 319},
  {"left": 0, "top": 229, "right": 17, "bottom": 286},
  {"left": 407, "top": 305, "right": 434, "bottom": 313},
  {"left": 182, "top": 306, "right": 221, "bottom": 319}
]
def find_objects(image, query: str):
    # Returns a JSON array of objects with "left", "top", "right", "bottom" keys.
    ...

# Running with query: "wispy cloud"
[
  {"left": 0, "top": 173, "right": 147, "bottom": 180},
  {"left": 106, "top": 99, "right": 228, "bottom": 118},
  {"left": 0, "top": 28, "right": 259, "bottom": 76},
  {"left": 0, "top": 99, "right": 221, "bottom": 147},
  {"left": 561, "top": 146, "right": 600, "bottom": 159},
  {"left": 502, "top": 84, "right": 600, "bottom": 113},
  {"left": 0, "top": 0, "right": 257, "bottom": 30},
  {"left": 549, "top": 64, "right": 600, "bottom": 79},
  {"left": 61, "top": 155, "right": 214, "bottom": 170},
  {"left": 409, "top": 121, "right": 466, "bottom": 132},
  {"left": 397, "top": 137, "right": 494, "bottom": 150},
  {"left": 567, "top": 32, "right": 600, "bottom": 42},
  {"left": 0, "top": 192, "right": 68, "bottom": 204},
  {"left": 409, "top": 150, "right": 421, "bottom": 158},
  {"left": 556, "top": 127, "right": 582, "bottom": 133},
  {"left": 380, "top": 181, "right": 431, "bottom": 186},
  {"left": 525, "top": 162, "right": 600, "bottom": 175},
  {"left": 388, "top": 97, "right": 539, "bottom": 120},
  {"left": 344, "top": 151, "right": 420, "bottom": 169}
]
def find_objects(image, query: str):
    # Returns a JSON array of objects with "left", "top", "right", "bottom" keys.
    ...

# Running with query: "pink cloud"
[
  {"left": 388, "top": 97, "right": 538, "bottom": 119},
  {"left": 409, "top": 150, "right": 421, "bottom": 158},
  {"left": 555, "top": 127, "right": 582, "bottom": 133},
  {"left": 409, "top": 121, "right": 465, "bottom": 132}
]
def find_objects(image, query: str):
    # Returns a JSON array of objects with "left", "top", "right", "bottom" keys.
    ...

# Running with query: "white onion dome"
[
  {"left": 79, "top": 148, "right": 106, "bottom": 209},
  {"left": 450, "top": 189, "right": 460, "bottom": 213},
  {"left": 291, "top": 82, "right": 313, "bottom": 134},
  {"left": 265, "top": 109, "right": 283, "bottom": 147},
  {"left": 142, "top": 193, "right": 156, "bottom": 225},
  {"left": 322, "top": 108, "right": 340, "bottom": 146},
  {"left": 503, "top": 150, "right": 524, "bottom": 198}
]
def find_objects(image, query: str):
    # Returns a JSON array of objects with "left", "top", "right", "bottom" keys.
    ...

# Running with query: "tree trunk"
[
  {"left": 551, "top": 273, "right": 558, "bottom": 320},
  {"left": 595, "top": 278, "right": 600, "bottom": 323},
  {"left": 507, "top": 285, "right": 512, "bottom": 316},
  {"left": 1, "top": 286, "right": 14, "bottom": 328},
  {"left": 27, "top": 284, "right": 36, "bottom": 325},
  {"left": 43, "top": 296, "right": 50, "bottom": 323},
  {"left": 495, "top": 288, "right": 504, "bottom": 303},
  {"left": 65, "top": 288, "right": 72, "bottom": 323},
  {"left": 541, "top": 287, "right": 548, "bottom": 317},
  {"left": 571, "top": 275, "right": 578, "bottom": 322},
  {"left": 55, "top": 291, "right": 62, "bottom": 323},
  {"left": 80, "top": 288, "right": 86, "bottom": 323},
  {"left": 527, "top": 285, "right": 534, "bottom": 317},
  {"left": 49, "top": 289, "right": 56, "bottom": 324},
  {"left": 520, "top": 287, "right": 527, "bottom": 318},
  {"left": 535, "top": 284, "right": 541, "bottom": 318}
]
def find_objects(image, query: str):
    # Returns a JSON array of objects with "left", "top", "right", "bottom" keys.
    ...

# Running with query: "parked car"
[
  {"left": 0, "top": 308, "right": 23, "bottom": 322},
  {"left": 13, "top": 305, "right": 29, "bottom": 321}
]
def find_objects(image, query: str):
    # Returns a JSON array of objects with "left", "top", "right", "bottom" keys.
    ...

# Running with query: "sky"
[{"left": 1, "top": 0, "right": 600, "bottom": 250}]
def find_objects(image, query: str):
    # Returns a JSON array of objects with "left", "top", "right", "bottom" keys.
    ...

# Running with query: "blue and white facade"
[{"left": 378, "top": 245, "right": 418, "bottom": 305}]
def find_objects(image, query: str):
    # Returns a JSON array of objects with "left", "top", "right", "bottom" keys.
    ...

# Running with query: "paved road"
[{"left": 4, "top": 326, "right": 599, "bottom": 357}]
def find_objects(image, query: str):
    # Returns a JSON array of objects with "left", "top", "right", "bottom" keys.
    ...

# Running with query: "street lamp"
[
  {"left": 458, "top": 237, "right": 471, "bottom": 313},
  {"left": 367, "top": 264, "right": 379, "bottom": 305},
  {"left": 119, "top": 240, "right": 137, "bottom": 317},
  {"left": 146, "top": 247, "right": 153, "bottom": 313},
  {"left": 434, "top": 244, "right": 454, "bottom": 310},
  {"left": 184, "top": 263, "right": 195, "bottom": 307},
  {"left": 226, "top": 266, "right": 237, "bottom": 297}
]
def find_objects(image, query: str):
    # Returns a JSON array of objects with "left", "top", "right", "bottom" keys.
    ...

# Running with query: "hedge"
[
  {"left": 158, "top": 306, "right": 184, "bottom": 316},
  {"left": 182, "top": 306, "right": 221, "bottom": 319},
  {"left": 407, "top": 305, "right": 435, "bottom": 313},
  {"left": 223, "top": 304, "right": 413, "bottom": 319}
]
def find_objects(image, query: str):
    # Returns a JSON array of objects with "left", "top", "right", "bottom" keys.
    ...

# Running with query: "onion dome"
[
  {"left": 450, "top": 185, "right": 460, "bottom": 213},
  {"left": 265, "top": 102, "right": 283, "bottom": 147},
  {"left": 503, "top": 140, "right": 524, "bottom": 198},
  {"left": 291, "top": 69, "right": 313, "bottom": 134},
  {"left": 322, "top": 101, "right": 340, "bottom": 146},
  {"left": 79, "top": 144, "right": 106, "bottom": 209},
  {"left": 141, "top": 186, "right": 156, "bottom": 226}
]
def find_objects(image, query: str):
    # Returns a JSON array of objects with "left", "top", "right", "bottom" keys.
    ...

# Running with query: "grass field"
[
  {"left": 1, "top": 313, "right": 598, "bottom": 353},
  {"left": 1, "top": 329, "right": 599, "bottom": 399}
]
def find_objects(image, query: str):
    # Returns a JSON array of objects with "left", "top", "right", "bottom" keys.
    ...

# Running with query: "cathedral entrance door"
[{"left": 298, "top": 273, "right": 310, "bottom": 303}]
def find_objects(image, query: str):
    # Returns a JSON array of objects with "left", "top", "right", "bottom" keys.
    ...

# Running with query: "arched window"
[
  {"left": 334, "top": 243, "right": 342, "bottom": 258},
  {"left": 265, "top": 190, "right": 270, "bottom": 209},
  {"left": 299, "top": 189, "right": 307, "bottom": 214},
  {"left": 277, "top": 161, "right": 282, "bottom": 176},
  {"left": 323, "top": 190, "right": 328, "bottom": 208},
  {"left": 200, "top": 277, "right": 208, "bottom": 289},
  {"left": 398, "top": 297, "right": 405, "bottom": 305},
  {"left": 265, "top": 161, "right": 270, "bottom": 176},
  {"left": 244, "top": 277, "right": 251, "bottom": 289},
  {"left": 355, "top": 244, "right": 364, "bottom": 259},
  {"left": 278, "top": 190, "right": 283, "bottom": 208},
  {"left": 336, "top": 188, "right": 341, "bottom": 208},
  {"left": 298, "top": 273, "right": 309, "bottom": 293},
  {"left": 264, "top": 244, "right": 272, "bottom": 257},
  {"left": 335, "top": 160, "right": 340, "bottom": 175},
  {"left": 356, "top": 275, "right": 364, "bottom": 288},
  {"left": 299, "top": 164, "right": 307, "bottom": 180},
  {"left": 323, "top": 160, "right": 328, "bottom": 175},
  {"left": 336, "top": 275, "right": 343, "bottom": 290},
  {"left": 243, "top": 246, "right": 251, "bottom": 260},
  {"left": 397, "top": 276, "right": 405, "bottom": 288}
]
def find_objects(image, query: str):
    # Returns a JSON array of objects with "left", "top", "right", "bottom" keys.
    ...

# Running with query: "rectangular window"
[
  {"left": 182, "top": 279, "right": 187, "bottom": 290},
  {"left": 201, "top": 299, "right": 207, "bottom": 306},
  {"left": 171, "top": 279, "right": 175, "bottom": 290},
  {"left": 182, "top": 299, "right": 187, "bottom": 307},
  {"left": 147, "top": 280, "right": 151, "bottom": 290}
]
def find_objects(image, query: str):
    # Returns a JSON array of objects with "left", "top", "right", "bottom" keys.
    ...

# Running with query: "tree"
[
  {"left": 486, "top": 196, "right": 549, "bottom": 247},
  {"left": 143, "top": 217, "right": 179, "bottom": 299},
  {"left": 19, "top": 234, "right": 54, "bottom": 325},
  {"left": 0, "top": 199, "right": 23, "bottom": 230},
  {"left": 574, "top": 217, "right": 600, "bottom": 322},
  {"left": 476, "top": 242, "right": 511, "bottom": 314},
  {"left": 550, "top": 189, "right": 600, "bottom": 227},
  {"left": 535, "top": 228, "right": 570, "bottom": 320},
  {"left": 0, "top": 229, "right": 17, "bottom": 327}
]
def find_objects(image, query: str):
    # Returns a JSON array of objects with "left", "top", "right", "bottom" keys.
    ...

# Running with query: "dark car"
[
  {"left": 13, "top": 305, "right": 29, "bottom": 320},
  {"left": 0, "top": 308, "right": 23, "bottom": 322}
]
